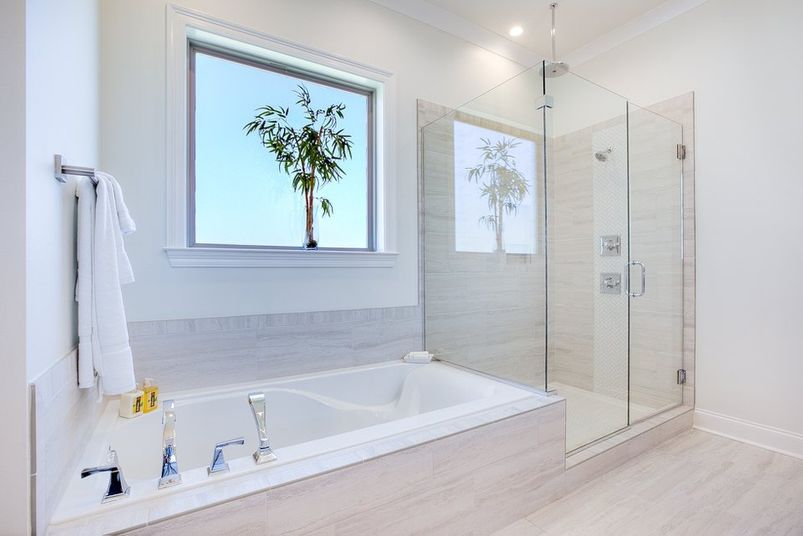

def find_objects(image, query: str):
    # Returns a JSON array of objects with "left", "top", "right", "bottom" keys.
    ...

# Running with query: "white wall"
[
  {"left": 0, "top": 0, "right": 31, "bottom": 532},
  {"left": 26, "top": 0, "right": 100, "bottom": 381},
  {"left": 101, "top": 0, "right": 524, "bottom": 321},
  {"left": 574, "top": 0, "right": 803, "bottom": 447}
]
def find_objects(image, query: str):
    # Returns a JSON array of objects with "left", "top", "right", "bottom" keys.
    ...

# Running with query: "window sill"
[{"left": 164, "top": 247, "right": 398, "bottom": 268}]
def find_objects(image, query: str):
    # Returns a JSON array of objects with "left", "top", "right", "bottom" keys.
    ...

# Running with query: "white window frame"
[{"left": 164, "top": 5, "right": 398, "bottom": 268}]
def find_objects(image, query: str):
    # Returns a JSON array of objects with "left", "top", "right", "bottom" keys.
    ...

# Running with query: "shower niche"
[{"left": 421, "top": 61, "right": 687, "bottom": 453}]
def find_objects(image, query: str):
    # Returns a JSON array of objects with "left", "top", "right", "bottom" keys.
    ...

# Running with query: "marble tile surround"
[
  {"left": 31, "top": 350, "right": 107, "bottom": 536},
  {"left": 128, "top": 305, "right": 423, "bottom": 392},
  {"left": 48, "top": 399, "right": 566, "bottom": 535}
]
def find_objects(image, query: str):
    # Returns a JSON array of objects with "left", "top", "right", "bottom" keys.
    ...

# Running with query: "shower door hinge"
[
  {"left": 536, "top": 95, "right": 554, "bottom": 110},
  {"left": 676, "top": 369, "right": 687, "bottom": 385},
  {"left": 676, "top": 144, "right": 687, "bottom": 160}
]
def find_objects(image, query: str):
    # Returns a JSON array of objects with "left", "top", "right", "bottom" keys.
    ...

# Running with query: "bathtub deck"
[{"left": 119, "top": 401, "right": 566, "bottom": 535}]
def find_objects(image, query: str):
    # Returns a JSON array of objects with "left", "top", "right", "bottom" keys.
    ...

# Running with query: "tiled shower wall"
[{"left": 128, "top": 306, "right": 423, "bottom": 392}]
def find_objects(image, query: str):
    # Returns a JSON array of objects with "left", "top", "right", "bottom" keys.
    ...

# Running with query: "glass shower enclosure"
[{"left": 421, "top": 62, "right": 684, "bottom": 452}]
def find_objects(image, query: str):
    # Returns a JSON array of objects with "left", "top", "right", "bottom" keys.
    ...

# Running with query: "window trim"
[
  {"left": 165, "top": 6, "right": 398, "bottom": 268},
  {"left": 187, "top": 43, "right": 377, "bottom": 252}
]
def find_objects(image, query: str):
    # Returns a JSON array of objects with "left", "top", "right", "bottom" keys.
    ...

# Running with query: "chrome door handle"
[{"left": 625, "top": 260, "right": 646, "bottom": 298}]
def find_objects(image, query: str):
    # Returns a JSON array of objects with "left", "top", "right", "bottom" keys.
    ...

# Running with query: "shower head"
[
  {"left": 595, "top": 147, "right": 613, "bottom": 162},
  {"left": 539, "top": 3, "right": 570, "bottom": 78}
]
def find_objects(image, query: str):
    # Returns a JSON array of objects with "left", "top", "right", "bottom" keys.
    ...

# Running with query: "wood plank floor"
[{"left": 493, "top": 430, "right": 803, "bottom": 536}]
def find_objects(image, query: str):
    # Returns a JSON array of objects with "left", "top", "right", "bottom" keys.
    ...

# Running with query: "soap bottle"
[
  {"left": 142, "top": 378, "right": 159, "bottom": 413},
  {"left": 119, "top": 389, "right": 144, "bottom": 419}
]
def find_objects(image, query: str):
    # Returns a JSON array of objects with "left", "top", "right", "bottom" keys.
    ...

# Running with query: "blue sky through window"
[{"left": 193, "top": 50, "right": 370, "bottom": 249}]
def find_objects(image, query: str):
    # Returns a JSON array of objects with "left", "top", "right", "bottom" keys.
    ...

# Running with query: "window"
[
  {"left": 189, "top": 45, "right": 374, "bottom": 250},
  {"left": 452, "top": 120, "right": 537, "bottom": 255}
]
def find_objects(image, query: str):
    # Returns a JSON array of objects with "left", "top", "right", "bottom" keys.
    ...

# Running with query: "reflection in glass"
[{"left": 453, "top": 121, "right": 537, "bottom": 255}]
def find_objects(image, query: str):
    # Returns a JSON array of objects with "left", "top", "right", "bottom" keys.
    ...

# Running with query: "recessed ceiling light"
[{"left": 509, "top": 25, "right": 524, "bottom": 37}]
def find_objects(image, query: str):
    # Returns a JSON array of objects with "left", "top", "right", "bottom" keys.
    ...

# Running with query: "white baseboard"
[{"left": 694, "top": 409, "right": 803, "bottom": 460}]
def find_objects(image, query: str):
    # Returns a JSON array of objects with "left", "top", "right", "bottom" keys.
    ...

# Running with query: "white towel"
[
  {"left": 76, "top": 177, "right": 96, "bottom": 389},
  {"left": 76, "top": 171, "right": 137, "bottom": 396}
]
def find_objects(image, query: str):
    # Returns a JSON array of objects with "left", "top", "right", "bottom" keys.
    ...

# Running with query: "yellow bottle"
[
  {"left": 142, "top": 378, "right": 159, "bottom": 413},
  {"left": 119, "top": 389, "right": 144, "bottom": 419}
]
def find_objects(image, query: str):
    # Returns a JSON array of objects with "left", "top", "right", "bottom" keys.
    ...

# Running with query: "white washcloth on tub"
[{"left": 75, "top": 171, "right": 137, "bottom": 396}]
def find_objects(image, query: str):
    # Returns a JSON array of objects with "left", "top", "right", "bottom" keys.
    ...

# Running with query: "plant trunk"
[
  {"left": 495, "top": 204, "right": 504, "bottom": 253},
  {"left": 303, "top": 186, "right": 317, "bottom": 249}
]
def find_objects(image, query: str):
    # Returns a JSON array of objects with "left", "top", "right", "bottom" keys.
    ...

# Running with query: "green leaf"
[{"left": 244, "top": 83, "right": 359, "bottom": 237}]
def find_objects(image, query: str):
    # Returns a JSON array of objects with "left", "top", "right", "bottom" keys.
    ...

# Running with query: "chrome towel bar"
[{"left": 55, "top": 154, "right": 97, "bottom": 183}]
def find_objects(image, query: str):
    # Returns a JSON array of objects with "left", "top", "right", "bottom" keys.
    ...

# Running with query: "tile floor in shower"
[{"left": 549, "top": 382, "right": 676, "bottom": 451}]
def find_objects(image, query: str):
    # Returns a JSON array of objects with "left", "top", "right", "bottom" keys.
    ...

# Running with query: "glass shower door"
[
  {"left": 627, "top": 104, "right": 685, "bottom": 421},
  {"left": 545, "top": 71, "right": 631, "bottom": 451}
]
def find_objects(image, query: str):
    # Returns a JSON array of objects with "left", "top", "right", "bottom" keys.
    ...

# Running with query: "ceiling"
[{"left": 424, "top": 0, "right": 671, "bottom": 58}]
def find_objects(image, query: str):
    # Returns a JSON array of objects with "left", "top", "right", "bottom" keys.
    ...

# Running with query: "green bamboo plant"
[
  {"left": 245, "top": 85, "right": 353, "bottom": 249},
  {"left": 466, "top": 137, "right": 529, "bottom": 253}
]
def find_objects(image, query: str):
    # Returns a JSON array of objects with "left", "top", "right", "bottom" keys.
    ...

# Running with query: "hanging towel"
[
  {"left": 76, "top": 171, "right": 137, "bottom": 396},
  {"left": 76, "top": 177, "right": 95, "bottom": 389}
]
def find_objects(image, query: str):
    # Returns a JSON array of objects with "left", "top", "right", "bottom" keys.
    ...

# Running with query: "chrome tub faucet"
[
  {"left": 248, "top": 392, "right": 278, "bottom": 464},
  {"left": 81, "top": 449, "right": 130, "bottom": 503},
  {"left": 158, "top": 399, "right": 182, "bottom": 489}
]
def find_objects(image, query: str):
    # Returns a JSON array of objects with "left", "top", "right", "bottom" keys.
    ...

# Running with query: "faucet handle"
[
  {"left": 207, "top": 437, "right": 245, "bottom": 475},
  {"left": 81, "top": 449, "right": 130, "bottom": 503}
]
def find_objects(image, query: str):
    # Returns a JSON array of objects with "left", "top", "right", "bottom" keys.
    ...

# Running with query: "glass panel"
[
  {"left": 421, "top": 65, "right": 547, "bottom": 391},
  {"left": 545, "top": 72, "right": 630, "bottom": 451},
  {"left": 627, "top": 103, "right": 684, "bottom": 420}
]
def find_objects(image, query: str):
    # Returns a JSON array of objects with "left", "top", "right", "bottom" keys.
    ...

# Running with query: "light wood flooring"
[{"left": 493, "top": 430, "right": 803, "bottom": 536}]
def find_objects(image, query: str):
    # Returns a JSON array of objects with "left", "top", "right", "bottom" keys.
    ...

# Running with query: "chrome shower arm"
[{"left": 550, "top": 2, "right": 558, "bottom": 62}]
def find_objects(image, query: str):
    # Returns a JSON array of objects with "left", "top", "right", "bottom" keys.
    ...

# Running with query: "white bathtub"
[{"left": 51, "top": 361, "right": 551, "bottom": 532}]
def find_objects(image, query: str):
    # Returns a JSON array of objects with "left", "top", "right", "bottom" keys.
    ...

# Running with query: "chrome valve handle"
[{"left": 208, "top": 437, "right": 245, "bottom": 475}]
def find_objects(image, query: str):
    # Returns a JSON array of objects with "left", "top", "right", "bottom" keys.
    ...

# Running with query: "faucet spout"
[
  {"left": 248, "top": 392, "right": 278, "bottom": 464},
  {"left": 158, "top": 399, "right": 182, "bottom": 489},
  {"left": 81, "top": 449, "right": 130, "bottom": 503}
]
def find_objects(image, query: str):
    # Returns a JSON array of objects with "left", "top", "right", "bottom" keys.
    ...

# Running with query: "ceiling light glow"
[{"left": 509, "top": 25, "right": 524, "bottom": 37}]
